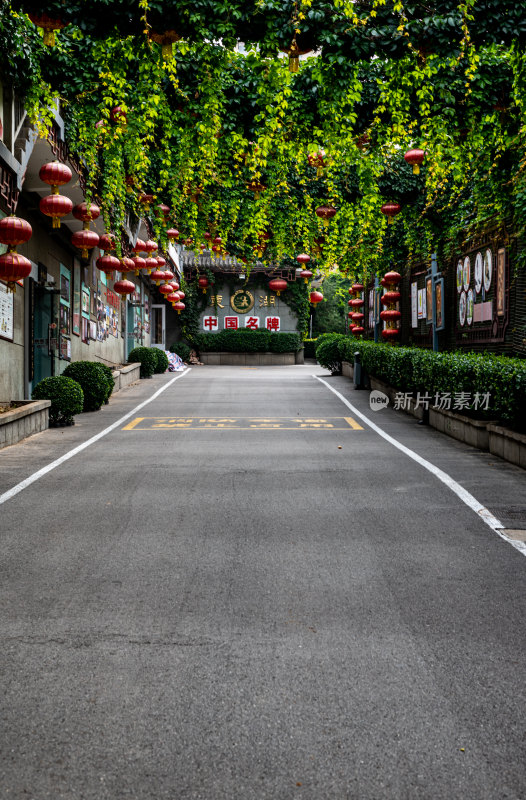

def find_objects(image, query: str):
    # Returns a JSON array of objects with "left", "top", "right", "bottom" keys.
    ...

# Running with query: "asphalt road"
[{"left": 1, "top": 364, "right": 525, "bottom": 800}]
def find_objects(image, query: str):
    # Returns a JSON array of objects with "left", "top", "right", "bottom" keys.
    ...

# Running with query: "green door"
[{"left": 33, "top": 287, "right": 59, "bottom": 386}]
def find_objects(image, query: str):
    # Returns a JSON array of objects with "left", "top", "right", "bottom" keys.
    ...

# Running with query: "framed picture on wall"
[
  {"left": 497, "top": 248, "right": 505, "bottom": 316},
  {"left": 425, "top": 276, "right": 433, "bottom": 324}
]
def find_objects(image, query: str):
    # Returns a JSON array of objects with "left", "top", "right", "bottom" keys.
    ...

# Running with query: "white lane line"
[
  {"left": 315, "top": 375, "right": 526, "bottom": 558},
  {"left": 0, "top": 369, "right": 192, "bottom": 507}
]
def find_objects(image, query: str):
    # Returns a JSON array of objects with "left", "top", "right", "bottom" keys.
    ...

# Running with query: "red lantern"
[
  {"left": 352, "top": 326, "right": 365, "bottom": 336},
  {"left": 198, "top": 276, "right": 209, "bottom": 293},
  {"left": 351, "top": 282, "right": 364, "bottom": 293},
  {"left": 99, "top": 233, "right": 116, "bottom": 252},
  {"left": 113, "top": 279, "right": 135, "bottom": 295},
  {"left": 0, "top": 216, "right": 32, "bottom": 247},
  {"left": 213, "top": 236, "right": 222, "bottom": 245},
  {"left": 166, "top": 291, "right": 180, "bottom": 304},
  {"left": 404, "top": 148, "right": 425, "bottom": 175},
  {"left": 28, "top": 13, "right": 65, "bottom": 45},
  {"left": 133, "top": 239, "right": 146, "bottom": 255},
  {"left": 73, "top": 202, "right": 100, "bottom": 224},
  {"left": 119, "top": 257, "right": 135, "bottom": 273},
  {"left": 381, "top": 203, "right": 401, "bottom": 224},
  {"left": 159, "top": 283, "right": 173, "bottom": 296},
  {"left": 268, "top": 278, "right": 287, "bottom": 296},
  {"left": 299, "top": 270, "right": 313, "bottom": 284},
  {"left": 39, "top": 161, "right": 72, "bottom": 188},
  {"left": 247, "top": 180, "right": 266, "bottom": 199},
  {"left": 39, "top": 193, "right": 72, "bottom": 229},
  {"left": 315, "top": 205, "right": 337, "bottom": 227},
  {"left": 381, "top": 270, "right": 402, "bottom": 341},
  {"left": 177, "top": 290, "right": 185, "bottom": 300},
  {"left": 163, "top": 269, "right": 174, "bottom": 282},
  {"left": 96, "top": 254, "right": 120, "bottom": 276},
  {"left": 132, "top": 256, "right": 146, "bottom": 275},
  {"left": 151, "top": 269, "right": 166, "bottom": 286},
  {"left": 308, "top": 150, "right": 326, "bottom": 177},
  {"left": 174, "top": 301, "right": 185, "bottom": 314},
  {"left": 139, "top": 193, "right": 155, "bottom": 211},
  {"left": 296, "top": 253, "right": 311, "bottom": 266},
  {"left": 166, "top": 228, "right": 179, "bottom": 242},
  {"left": 170, "top": 281, "right": 180, "bottom": 293},
  {"left": 110, "top": 106, "right": 127, "bottom": 125},
  {"left": 72, "top": 229, "right": 99, "bottom": 259},
  {"left": 144, "top": 256, "right": 158, "bottom": 275},
  {"left": 156, "top": 255, "right": 166, "bottom": 269},
  {"left": 0, "top": 252, "right": 31, "bottom": 291},
  {"left": 143, "top": 240, "right": 158, "bottom": 254},
  {"left": 156, "top": 203, "right": 170, "bottom": 218},
  {"left": 149, "top": 29, "right": 181, "bottom": 61},
  {"left": 310, "top": 290, "right": 324, "bottom": 305}
]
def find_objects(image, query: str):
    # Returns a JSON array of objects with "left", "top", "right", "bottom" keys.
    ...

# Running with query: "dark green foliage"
[
  {"left": 32, "top": 375, "right": 84, "bottom": 426},
  {"left": 334, "top": 338, "right": 526, "bottom": 431},
  {"left": 127, "top": 346, "right": 157, "bottom": 378},
  {"left": 151, "top": 347, "right": 169, "bottom": 373},
  {"left": 303, "top": 338, "right": 317, "bottom": 358},
  {"left": 268, "top": 332, "right": 301, "bottom": 353},
  {"left": 315, "top": 333, "right": 348, "bottom": 374},
  {"left": 170, "top": 342, "right": 191, "bottom": 362},
  {"left": 63, "top": 361, "right": 111, "bottom": 412},
  {"left": 195, "top": 328, "right": 301, "bottom": 353},
  {"left": 97, "top": 364, "right": 115, "bottom": 403}
]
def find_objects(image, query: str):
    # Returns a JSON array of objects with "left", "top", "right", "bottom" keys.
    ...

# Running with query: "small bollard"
[{"left": 354, "top": 351, "right": 363, "bottom": 389}]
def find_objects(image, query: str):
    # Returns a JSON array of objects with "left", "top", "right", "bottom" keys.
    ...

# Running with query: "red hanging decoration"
[
  {"left": 99, "top": 233, "right": 116, "bottom": 252},
  {"left": 151, "top": 269, "right": 166, "bottom": 286},
  {"left": 173, "top": 301, "right": 185, "bottom": 315},
  {"left": 198, "top": 276, "right": 209, "bottom": 293},
  {"left": 119, "top": 257, "right": 136, "bottom": 273},
  {"left": 349, "top": 283, "right": 365, "bottom": 337},
  {"left": 72, "top": 229, "right": 99, "bottom": 259},
  {"left": 28, "top": 13, "right": 65, "bottom": 45},
  {"left": 315, "top": 205, "right": 337, "bottom": 227},
  {"left": 381, "top": 203, "right": 402, "bottom": 225},
  {"left": 132, "top": 256, "right": 146, "bottom": 276},
  {"left": 309, "top": 290, "right": 324, "bottom": 305},
  {"left": 404, "top": 149, "right": 425, "bottom": 175},
  {"left": 96, "top": 254, "right": 120, "bottom": 276},
  {"left": 299, "top": 270, "right": 313, "bottom": 284},
  {"left": 159, "top": 283, "right": 173, "bottom": 296},
  {"left": 166, "top": 228, "right": 179, "bottom": 242},
  {"left": 268, "top": 278, "right": 287, "bottom": 296},
  {"left": 0, "top": 216, "right": 32, "bottom": 248},
  {"left": 113, "top": 279, "right": 135, "bottom": 296},
  {"left": 380, "top": 271, "right": 402, "bottom": 341},
  {"left": 0, "top": 252, "right": 32, "bottom": 292},
  {"left": 307, "top": 149, "right": 326, "bottom": 177}
]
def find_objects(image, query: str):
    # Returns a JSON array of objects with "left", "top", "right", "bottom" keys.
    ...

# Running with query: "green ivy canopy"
[{"left": 2, "top": 0, "right": 525, "bottom": 280}]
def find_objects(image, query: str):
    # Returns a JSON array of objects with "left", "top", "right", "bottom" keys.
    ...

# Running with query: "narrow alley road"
[{"left": 1, "top": 365, "right": 525, "bottom": 800}]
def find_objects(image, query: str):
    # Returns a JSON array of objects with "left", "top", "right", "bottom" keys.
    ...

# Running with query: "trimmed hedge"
[
  {"left": 63, "top": 361, "right": 111, "bottom": 412},
  {"left": 32, "top": 375, "right": 84, "bottom": 426},
  {"left": 128, "top": 346, "right": 156, "bottom": 378},
  {"left": 315, "top": 333, "right": 347, "bottom": 374},
  {"left": 194, "top": 328, "right": 301, "bottom": 353},
  {"left": 97, "top": 364, "right": 115, "bottom": 403},
  {"left": 325, "top": 335, "right": 526, "bottom": 430},
  {"left": 151, "top": 348, "right": 169, "bottom": 373},
  {"left": 170, "top": 341, "right": 191, "bottom": 362}
]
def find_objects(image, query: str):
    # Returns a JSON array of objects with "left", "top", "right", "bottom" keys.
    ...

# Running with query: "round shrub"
[
  {"left": 63, "top": 361, "right": 110, "bottom": 412},
  {"left": 151, "top": 347, "right": 169, "bottom": 373},
  {"left": 32, "top": 376, "right": 84, "bottom": 426},
  {"left": 170, "top": 342, "right": 191, "bottom": 362},
  {"left": 128, "top": 346, "right": 156, "bottom": 378},
  {"left": 315, "top": 333, "right": 346, "bottom": 374},
  {"left": 97, "top": 364, "right": 115, "bottom": 403}
]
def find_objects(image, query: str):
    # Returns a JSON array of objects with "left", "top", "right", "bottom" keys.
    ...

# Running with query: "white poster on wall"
[
  {"left": 411, "top": 282, "right": 418, "bottom": 328},
  {"left": 0, "top": 281, "right": 14, "bottom": 341}
]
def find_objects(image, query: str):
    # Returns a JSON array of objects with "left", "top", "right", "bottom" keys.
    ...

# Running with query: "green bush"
[
  {"left": 170, "top": 342, "right": 191, "bottom": 362},
  {"left": 269, "top": 332, "right": 301, "bottom": 353},
  {"left": 128, "top": 346, "right": 156, "bottom": 378},
  {"left": 97, "top": 364, "right": 115, "bottom": 404},
  {"left": 303, "top": 338, "right": 318, "bottom": 358},
  {"left": 63, "top": 361, "right": 110, "bottom": 412},
  {"left": 195, "top": 328, "right": 301, "bottom": 353},
  {"left": 315, "top": 333, "right": 348, "bottom": 373},
  {"left": 32, "top": 375, "right": 84, "bottom": 426},
  {"left": 151, "top": 347, "right": 169, "bottom": 373},
  {"left": 347, "top": 340, "right": 526, "bottom": 430}
]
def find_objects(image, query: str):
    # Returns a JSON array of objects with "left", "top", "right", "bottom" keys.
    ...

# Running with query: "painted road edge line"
[
  {"left": 314, "top": 375, "right": 526, "bottom": 558},
  {"left": 0, "top": 369, "right": 192, "bottom": 507}
]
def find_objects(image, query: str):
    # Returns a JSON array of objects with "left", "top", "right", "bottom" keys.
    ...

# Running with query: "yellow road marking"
[
  {"left": 344, "top": 416, "right": 364, "bottom": 430},
  {"left": 122, "top": 416, "right": 363, "bottom": 431},
  {"left": 122, "top": 417, "right": 145, "bottom": 430}
]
